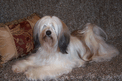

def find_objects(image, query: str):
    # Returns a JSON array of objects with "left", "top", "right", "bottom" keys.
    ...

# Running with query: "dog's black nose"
[{"left": 46, "top": 30, "right": 51, "bottom": 36}]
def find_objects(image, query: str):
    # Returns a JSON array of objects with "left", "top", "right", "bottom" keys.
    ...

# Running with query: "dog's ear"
[
  {"left": 32, "top": 34, "right": 41, "bottom": 53},
  {"left": 58, "top": 21, "right": 70, "bottom": 54},
  {"left": 32, "top": 20, "right": 41, "bottom": 53}
]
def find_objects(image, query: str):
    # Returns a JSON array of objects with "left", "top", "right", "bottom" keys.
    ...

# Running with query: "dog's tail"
[{"left": 73, "top": 23, "right": 119, "bottom": 62}]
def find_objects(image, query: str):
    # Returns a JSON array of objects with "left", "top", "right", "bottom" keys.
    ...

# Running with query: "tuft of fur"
[{"left": 72, "top": 23, "right": 119, "bottom": 62}]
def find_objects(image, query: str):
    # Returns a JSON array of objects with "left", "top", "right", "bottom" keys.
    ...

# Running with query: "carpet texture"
[{"left": 0, "top": 0, "right": 122, "bottom": 81}]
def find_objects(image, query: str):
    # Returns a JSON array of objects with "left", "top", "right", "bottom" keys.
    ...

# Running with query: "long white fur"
[{"left": 12, "top": 16, "right": 119, "bottom": 80}]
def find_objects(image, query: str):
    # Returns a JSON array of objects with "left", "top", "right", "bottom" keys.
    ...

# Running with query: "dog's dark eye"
[{"left": 43, "top": 25, "right": 46, "bottom": 29}]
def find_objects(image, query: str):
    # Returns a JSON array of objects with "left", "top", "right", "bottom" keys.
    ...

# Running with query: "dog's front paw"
[
  {"left": 12, "top": 64, "right": 25, "bottom": 73},
  {"left": 25, "top": 68, "right": 40, "bottom": 80},
  {"left": 12, "top": 61, "right": 27, "bottom": 73},
  {"left": 25, "top": 68, "right": 51, "bottom": 80}
]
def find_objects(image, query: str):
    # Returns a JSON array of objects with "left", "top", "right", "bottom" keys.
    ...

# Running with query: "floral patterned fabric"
[{"left": 8, "top": 21, "right": 34, "bottom": 57}]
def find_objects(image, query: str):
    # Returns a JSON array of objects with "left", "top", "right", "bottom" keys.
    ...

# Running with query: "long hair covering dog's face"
[{"left": 33, "top": 16, "right": 70, "bottom": 53}]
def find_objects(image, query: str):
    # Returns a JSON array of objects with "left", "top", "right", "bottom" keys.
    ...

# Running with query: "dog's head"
[{"left": 33, "top": 16, "right": 70, "bottom": 53}]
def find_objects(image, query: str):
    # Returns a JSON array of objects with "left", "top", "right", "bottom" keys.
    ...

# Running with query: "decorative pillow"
[
  {"left": 27, "top": 14, "right": 40, "bottom": 29},
  {"left": 0, "top": 13, "right": 40, "bottom": 64},
  {"left": 0, "top": 26, "right": 17, "bottom": 64},
  {"left": 8, "top": 21, "right": 34, "bottom": 57}
]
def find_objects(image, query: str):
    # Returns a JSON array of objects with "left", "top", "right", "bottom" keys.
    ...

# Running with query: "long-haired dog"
[{"left": 12, "top": 16, "right": 119, "bottom": 80}]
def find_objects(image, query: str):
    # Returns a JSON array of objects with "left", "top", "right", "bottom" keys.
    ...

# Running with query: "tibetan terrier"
[{"left": 12, "top": 16, "right": 119, "bottom": 80}]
